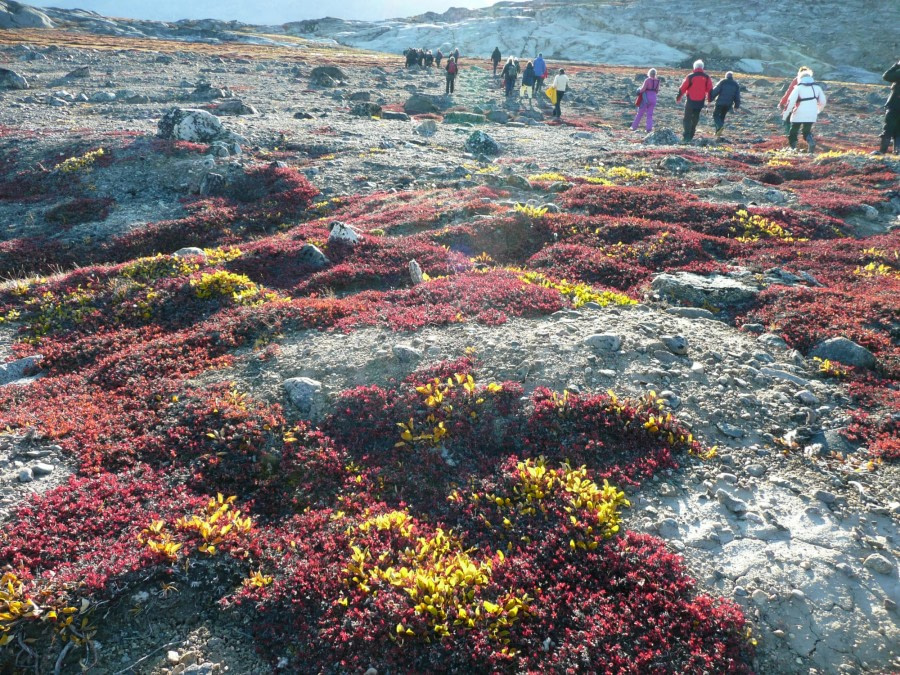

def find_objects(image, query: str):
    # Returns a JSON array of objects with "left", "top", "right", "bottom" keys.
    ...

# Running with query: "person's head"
[
  {"left": 507, "top": 56, "right": 514, "bottom": 64},
  {"left": 527, "top": 61, "right": 533, "bottom": 67},
  {"left": 559, "top": 68, "right": 565, "bottom": 75},
  {"left": 800, "top": 67, "right": 814, "bottom": 78},
  {"left": 538, "top": 53, "right": 543, "bottom": 58},
  {"left": 797, "top": 65, "right": 810, "bottom": 76},
  {"left": 726, "top": 71, "right": 734, "bottom": 79},
  {"left": 693, "top": 59, "right": 704, "bottom": 70},
  {"left": 648, "top": 68, "right": 657, "bottom": 78}
]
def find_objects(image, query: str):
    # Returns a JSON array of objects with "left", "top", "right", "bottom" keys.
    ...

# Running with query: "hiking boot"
[
  {"left": 714, "top": 126, "right": 724, "bottom": 137},
  {"left": 806, "top": 135, "right": 816, "bottom": 153}
]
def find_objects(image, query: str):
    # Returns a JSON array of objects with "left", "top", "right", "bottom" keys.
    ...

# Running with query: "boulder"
[
  {"left": 382, "top": 111, "right": 411, "bottom": 121},
  {"left": 283, "top": 377, "right": 324, "bottom": 419},
  {"left": 328, "top": 222, "right": 361, "bottom": 246},
  {"left": 403, "top": 94, "right": 442, "bottom": 115},
  {"left": 348, "top": 91, "right": 371, "bottom": 101},
  {"left": 157, "top": 108, "right": 225, "bottom": 143},
  {"left": 0, "top": 1, "right": 53, "bottom": 28},
  {"left": 393, "top": 344, "right": 423, "bottom": 363},
  {"left": 465, "top": 131, "right": 501, "bottom": 156},
  {"left": 298, "top": 244, "right": 329, "bottom": 269},
  {"left": 173, "top": 247, "right": 207, "bottom": 259},
  {"left": 89, "top": 90, "right": 116, "bottom": 103},
  {"left": 650, "top": 272, "right": 759, "bottom": 309},
  {"left": 409, "top": 259, "right": 424, "bottom": 285},
  {"left": 809, "top": 337, "right": 876, "bottom": 369},
  {"left": 443, "top": 111, "right": 486, "bottom": 124},
  {"left": 660, "top": 335, "right": 689, "bottom": 356},
  {"left": 65, "top": 66, "right": 91, "bottom": 79},
  {"left": 0, "top": 67, "right": 28, "bottom": 90},
  {"left": 213, "top": 99, "right": 257, "bottom": 116},
  {"left": 310, "top": 65, "right": 347, "bottom": 84},
  {"left": 414, "top": 119, "right": 437, "bottom": 137},
  {"left": 350, "top": 102, "right": 382, "bottom": 117},
  {"left": 487, "top": 110, "right": 510, "bottom": 123},
  {"left": 0, "top": 355, "right": 43, "bottom": 386},
  {"left": 642, "top": 128, "right": 680, "bottom": 145}
]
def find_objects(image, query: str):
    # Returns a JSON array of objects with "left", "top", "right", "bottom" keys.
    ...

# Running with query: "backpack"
[
  {"left": 646, "top": 78, "right": 659, "bottom": 92},
  {"left": 447, "top": 60, "right": 458, "bottom": 75},
  {"left": 796, "top": 82, "right": 821, "bottom": 103}
]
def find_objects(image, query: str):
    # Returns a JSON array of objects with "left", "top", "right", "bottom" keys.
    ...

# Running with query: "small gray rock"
[
  {"left": 414, "top": 119, "right": 437, "bottom": 137},
  {"left": 173, "top": 247, "right": 206, "bottom": 259},
  {"left": 746, "top": 464, "right": 766, "bottom": 477},
  {"left": 465, "top": 130, "right": 501, "bottom": 156},
  {"left": 660, "top": 335, "right": 688, "bottom": 355},
  {"left": 583, "top": 334, "right": 621, "bottom": 352},
  {"left": 813, "top": 489, "right": 836, "bottom": 505},
  {"left": 328, "top": 222, "right": 361, "bottom": 246},
  {"left": 795, "top": 390, "right": 819, "bottom": 406},
  {"left": 717, "top": 422, "right": 745, "bottom": 439},
  {"left": 393, "top": 344, "right": 423, "bottom": 363},
  {"left": 32, "top": 462, "right": 54, "bottom": 476},
  {"left": 665, "top": 307, "right": 715, "bottom": 320},
  {"left": 18, "top": 468, "right": 34, "bottom": 483},
  {"left": 409, "top": 260, "right": 424, "bottom": 285},
  {"left": 283, "top": 377, "right": 324, "bottom": 419},
  {"left": 862, "top": 554, "right": 895, "bottom": 575},
  {"left": 716, "top": 489, "right": 748, "bottom": 514}
]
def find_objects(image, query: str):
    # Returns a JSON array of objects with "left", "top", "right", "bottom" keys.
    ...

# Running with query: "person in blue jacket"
[
  {"left": 710, "top": 71, "right": 741, "bottom": 137},
  {"left": 532, "top": 53, "right": 547, "bottom": 95}
]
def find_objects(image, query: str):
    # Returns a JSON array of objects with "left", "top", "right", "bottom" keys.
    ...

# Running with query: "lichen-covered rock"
[
  {"left": 809, "top": 337, "right": 877, "bottom": 370},
  {"left": 0, "top": 67, "right": 29, "bottom": 90},
  {"left": 651, "top": 272, "right": 759, "bottom": 309},
  {"left": 157, "top": 108, "right": 225, "bottom": 143},
  {"left": 465, "top": 130, "right": 501, "bottom": 156}
]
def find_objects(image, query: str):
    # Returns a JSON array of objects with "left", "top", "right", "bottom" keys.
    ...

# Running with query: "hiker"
[
  {"left": 631, "top": 67, "right": 660, "bottom": 132},
  {"left": 676, "top": 59, "right": 713, "bottom": 142},
  {"left": 533, "top": 53, "right": 547, "bottom": 95},
  {"left": 418, "top": 49, "right": 426, "bottom": 67},
  {"left": 502, "top": 56, "right": 518, "bottom": 96},
  {"left": 424, "top": 50, "right": 434, "bottom": 67},
  {"left": 404, "top": 48, "right": 416, "bottom": 68},
  {"left": 876, "top": 58, "right": 900, "bottom": 154},
  {"left": 710, "top": 71, "right": 741, "bottom": 137},
  {"left": 779, "top": 67, "right": 810, "bottom": 136},
  {"left": 491, "top": 47, "right": 502, "bottom": 76},
  {"left": 551, "top": 68, "right": 569, "bottom": 118},
  {"left": 521, "top": 60, "right": 537, "bottom": 101},
  {"left": 783, "top": 68, "right": 826, "bottom": 152},
  {"left": 445, "top": 56, "right": 458, "bottom": 95},
  {"left": 453, "top": 48, "right": 460, "bottom": 63},
  {"left": 435, "top": 49, "right": 443, "bottom": 68}
]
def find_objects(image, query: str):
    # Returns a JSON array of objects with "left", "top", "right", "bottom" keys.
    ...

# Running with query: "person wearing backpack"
[
  {"left": 445, "top": 56, "right": 459, "bottom": 95},
  {"left": 435, "top": 49, "right": 443, "bottom": 68},
  {"left": 521, "top": 61, "right": 537, "bottom": 102},
  {"left": 779, "top": 67, "right": 810, "bottom": 136},
  {"left": 631, "top": 68, "right": 660, "bottom": 132},
  {"left": 676, "top": 60, "right": 713, "bottom": 142},
  {"left": 876, "top": 59, "right": 900, "bottom": 154},
  {"left": 502, "top": 56, "right": 517, "bottom": 96},
  {"left": 710, "top": 71, "right": 741, "bottom": 137},
  {"left": 533, "top": 53, "right": 547, "bottom": 95},
  {"left": 550, "top": 68, "right": 569, "bottom": 118},
  {"left": 783, "top": 69, "right": 826, "bottom": 152},
  {"left": 491, "top": 47, "right": 502, "bottom": 76}
]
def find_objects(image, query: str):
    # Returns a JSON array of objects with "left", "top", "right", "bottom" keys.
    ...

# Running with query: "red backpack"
[{"left": 447, "top": 61, "right": 458, "bottom": 75}]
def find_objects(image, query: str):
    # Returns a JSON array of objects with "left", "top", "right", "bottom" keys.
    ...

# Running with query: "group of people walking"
[
  {"left": 491, "top": 49, "right": 568, "bottom": 117},
  {"left": 411, "top": 45, "right": 898, "bottom": 154}
]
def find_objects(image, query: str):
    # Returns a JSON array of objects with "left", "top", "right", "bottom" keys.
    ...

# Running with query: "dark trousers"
[
  {"left": 713, "top": 105, "right": 730, "bottom": 130},
  {"left": 553, "top": 90, "right": 565, "bottom": 117},
  {"left": 683, "top": 104, "right": 702, "bottom": 140},
  {"left": 504, "top": 76, "right": 515, "bottom": 96},
  {"left": 534, "top": 76, "right": 545, "bottom": 95},
  {"left": 881, "top": 108, "right": 900, "bottom": 153},
  {"left": 445, "top": 75, "right": 455, "bottom": 95},
  {"left": 789, "top": 122, "right": 814, "bottom": 149},
  {"left": 493, "top": 61, "right": 499, "bottom": 76}
]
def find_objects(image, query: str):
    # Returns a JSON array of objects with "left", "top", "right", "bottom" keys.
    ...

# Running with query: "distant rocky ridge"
[{"left": 1, "top": 0, "right": 898, "bottom": 81}]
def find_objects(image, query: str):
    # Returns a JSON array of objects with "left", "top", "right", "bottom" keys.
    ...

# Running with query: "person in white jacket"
[
  {"left": 551, "top": 69, "right": 569, "bottom": 118},
  {"left": 783, "top": 70, "right": 826, "bottom": 152}
]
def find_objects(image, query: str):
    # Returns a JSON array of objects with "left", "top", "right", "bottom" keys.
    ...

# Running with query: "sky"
[{"left": 32, "top": 0, "right": 505, "bottom": 24}]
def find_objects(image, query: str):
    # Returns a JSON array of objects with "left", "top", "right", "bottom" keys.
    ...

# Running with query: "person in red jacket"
[
  {"left": 779, "top": 66, "right": 811, "bottom": 136},
  {"left": 676, "top": 59, "right": 713, "bottom": 142}
]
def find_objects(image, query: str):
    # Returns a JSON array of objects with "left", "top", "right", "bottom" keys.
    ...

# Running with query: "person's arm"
[
  {"left": 706, "top": 76, "right": 713, "bottom": 102},
  {"left": 710, "top": 81, "right": 722, "bottom": 101},
  {"left": 637, "top": 78, "right": 648, "bottom": 94},
  {"left": 676, "top": 76, "right": 688, "bottom": 101},
  {"left": 779, "top": 79, "right": 797, "bottom": 109},
  {"left": 817, "top": 87, "right": 827, "bottom": 111},
  {"left": 784, "top": 87, "right": 799, "bottom": 117},
  {"left": 883, "top": 63, "right": 900, "bottom": 83}
]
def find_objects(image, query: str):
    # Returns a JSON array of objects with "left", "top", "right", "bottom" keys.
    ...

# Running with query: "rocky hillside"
[
  {"left": 0, "top": 17, "right": 898, "bottom": 675},
  {"left": 3, "top": 0, "right": 899, "bottom": 81}
]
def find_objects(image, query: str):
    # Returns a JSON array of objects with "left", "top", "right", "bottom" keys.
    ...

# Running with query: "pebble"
[
  {"left": 660, "top": 334, "right": 689, "bottom": 355},
  {"left": 583, "top": 333, "right": 621, "bottom": 352},
  {"left": 795, "top": 390, "right": 819, "bottom": 406},
  {"left": 392, "top": 344, "right": 423, "bottom": 363},
  {"left": 167, "top": 650, "right": 180, "bottom": 664},
  {"left": 746, "top": 464, "right": 766, "bottom": 477},
  {"left": 18, "top": 468, "right": 34, "bottom": 483},
  {"left": 751, "top": 589, "right": 768, "bottom": 605},
  {"left": 814, "top": 489, "right": 837, "bottom": 505},
  {"left": 718, "top": 472, "right": 738, "bottom": 484}
]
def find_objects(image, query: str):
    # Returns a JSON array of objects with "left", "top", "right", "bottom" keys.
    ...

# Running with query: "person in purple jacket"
[{"left": 631, "top": 68, "right": 660, "bottom": 132}]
